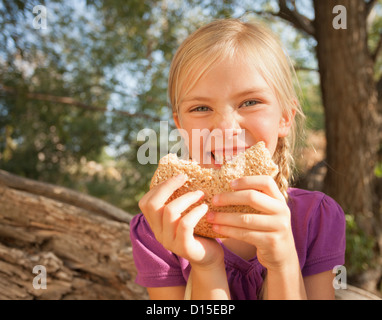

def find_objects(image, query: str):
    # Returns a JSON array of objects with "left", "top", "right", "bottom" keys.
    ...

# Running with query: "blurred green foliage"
[
  {"left": 345, "top": 214, "right": 377, "bottom": 277},
  {"left": 1, "top": 0, "right": 381, "bottom": 220},
  {"left": 0, "top": 0, "right": 323, "bottom": 214}
]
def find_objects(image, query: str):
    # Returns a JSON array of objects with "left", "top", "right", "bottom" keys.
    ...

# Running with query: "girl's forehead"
[{"left": 180, "top": 57, "right": 275, "bottom": 99}]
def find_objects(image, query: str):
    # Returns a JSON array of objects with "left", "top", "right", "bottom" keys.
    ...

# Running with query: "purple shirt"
[{"left": 130, "top": 188, "right": 346, "bottom": 300}]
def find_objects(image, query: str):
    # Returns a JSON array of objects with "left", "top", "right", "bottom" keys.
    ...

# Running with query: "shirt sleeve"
[
  {"left": 301, "top": 194, "right": 346, "bottom": 277},
  {"left": 129, "top": 213, "right": 188, "bottom": 287}
]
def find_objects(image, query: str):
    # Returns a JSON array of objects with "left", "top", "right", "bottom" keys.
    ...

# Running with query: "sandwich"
[{"left": 150, "top": 141, "right": 279, "bottom": 238}]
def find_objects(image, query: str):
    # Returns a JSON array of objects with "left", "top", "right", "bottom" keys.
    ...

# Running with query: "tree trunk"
[
  {"left": 313, "top": 0, "right": 381, "bottom": 289},
  {"left": 0, "top": 170, "right": 148, "bottom": 300}
]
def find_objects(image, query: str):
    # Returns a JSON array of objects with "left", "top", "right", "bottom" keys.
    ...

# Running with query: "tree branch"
[
  {"left": 277, "top": 0, "right": 315, "bottom": 37},
  {"left": 377, "top": 75, "right": 382, "bottom": 107},
  {"left": 294, "top": 65, "right": 319, "bottom": 72},
  {"left": 0, "top": 84, "right": 163, "bottom": 122},
  {"left": 366, "top": 0, "right": 378, "bottom": 18},
  {"left": 246, "top": 1, "right": 315, "bottom": 37},
  {"left": 372, "top": 32, "right": 382, "bottom": 63},
  {"left": 0, "top": 169, "right": 133, "bottom": 223}
]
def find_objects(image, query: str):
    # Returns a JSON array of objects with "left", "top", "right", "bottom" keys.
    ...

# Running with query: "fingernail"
[
  {"left": 196, "top": 190, "right": 204, "bottom": 199},
  {"left": 176, "top": 174, "right": 188, "bottom": 181},
  {"left": 206, "top": 212, "right": 214, "bottom": 221},
  {"left": 230, "top": 179, "right": 238, "bottom": 188},
  {"left": 201, "top": 203, "right": 209, "bottom": 211},
  {"left": 212, "top": 195, "right": 219, "bottom": 204}
]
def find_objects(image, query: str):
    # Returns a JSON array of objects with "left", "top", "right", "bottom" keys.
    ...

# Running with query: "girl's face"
[{"left": 174, "top": 58, "right": 293, "bottom": 169}]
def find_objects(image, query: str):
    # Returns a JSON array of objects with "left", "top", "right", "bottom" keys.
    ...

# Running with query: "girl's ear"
[
  {"left": 173, "top": 113, "right": 182, "bottom": 129},
  {"left": 278, "top": 109, "right": 296, "bottom": 138}
]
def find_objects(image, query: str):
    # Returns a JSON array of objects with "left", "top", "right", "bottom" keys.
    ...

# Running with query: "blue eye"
[
  {"left": 191, "top": 106, "right": 210, "bottom": 112},
  {"left": 241, "top": 100, "right": 260, "bottom": 108}
]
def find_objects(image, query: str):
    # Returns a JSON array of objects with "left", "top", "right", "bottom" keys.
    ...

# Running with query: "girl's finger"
[
  {"left": 147, "top": 174, "right": 189, "bottom": 211},
  {"left": 139, "top": 174, "right": 188, "bottom": 236},
  {"left": 162, "top": 190, "right": 204, "bottom": 244},
  {"left": 212, "top": 224, "right": 266, "bottom": 246},
  {"left": 212, "top": 189, "right": 286, "bottom": 215},
  {"left": 230, "top": 175, "right": 285, "bottom": 202},
  {"left": 207, "top": 211, "right": 282, "bottom": 231},
  {"left": 176, "top": 203, "right": 209, "bottom": 241}
]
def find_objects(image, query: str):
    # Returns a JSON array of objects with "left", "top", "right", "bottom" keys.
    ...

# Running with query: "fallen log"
[
  {"left": 335, "top": 285, "right": 381, "bottom": 300},
  {"left": 0, "top": 170, "right": 148, "bottom": 300}
]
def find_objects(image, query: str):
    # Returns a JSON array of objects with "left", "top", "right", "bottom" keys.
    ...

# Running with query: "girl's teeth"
[
  {"left": 225, "top": 155, "right": 234, "bottom": 162},
  {"left": 214, "top": 154, "right": 224, "bottom": 164},
  {"left": 213, "top": 153, "right": 236, "bottom": 164}
]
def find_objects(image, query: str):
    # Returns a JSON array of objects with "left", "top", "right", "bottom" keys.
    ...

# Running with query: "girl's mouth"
[
  {"left": 209, "top": 151, "right": 221, "bottom": 168},
  {"left": 210, "top": 148, "right": 247, "bottom": 167},
  {"left": 210, "top": 151, "right": 234, "bottom": 164}
]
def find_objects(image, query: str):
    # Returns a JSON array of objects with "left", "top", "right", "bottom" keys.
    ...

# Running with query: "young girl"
[{"left": 130, "top": 19, "right": 346, "bottom": 300}]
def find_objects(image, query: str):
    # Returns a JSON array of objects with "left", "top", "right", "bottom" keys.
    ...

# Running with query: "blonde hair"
[{"left": 168, "top": 19, "right": 304, "bottom": 200}]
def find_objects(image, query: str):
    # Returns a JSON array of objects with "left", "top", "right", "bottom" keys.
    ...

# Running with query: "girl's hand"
[
  {"left": 207, "top": 175, "right": 297, "bottom": 272},
  {"left": 138, "top": 174, "right": 224, "bottom": 270}
]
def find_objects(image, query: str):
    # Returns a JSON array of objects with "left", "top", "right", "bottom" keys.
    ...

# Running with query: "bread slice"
[{"left": 150, "top": 141, "right": 279, "bottom": 238}]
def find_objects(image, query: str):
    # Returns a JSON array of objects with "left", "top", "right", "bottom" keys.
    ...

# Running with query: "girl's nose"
[
  {"left": 213, "top": 112, "right": 242, "bottom": 134},
  {"left": 211, "top": 113, "right": 245, "bottom": 153},
  {"left": 207, "top": 112, "right": 245, "bottom": 156}
]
